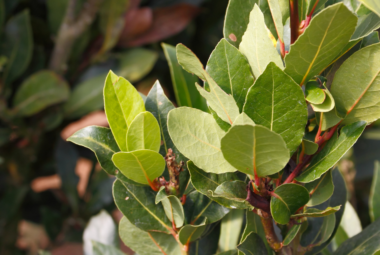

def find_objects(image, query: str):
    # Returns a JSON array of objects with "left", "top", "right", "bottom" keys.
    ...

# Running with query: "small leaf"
[
  {"left": 178, "top": 220, "right": 207, "bottom": 245},
  {"left": 358, "top": 0, "right": 380, "bottom": 17},
  {"left": 67, "top": 126, "right": 119, "bottom": 175},
  {"left": 284, "top": 3, "right": 357, "bottom": 85},
  {"left": 119, "top": 216, "right": 181, "bottom": 255},
  {"left": 127, "top": 111, "right": 161, "bottom": 152},
  {"left": 104, "top": 71, "right": 145, "bottom": 151},
  {"left": 243, "top": 62, "right": 308, "bottom": 154},
  {"left": 240, "top": 4, "right": 284, "bottom": 78},
  {"left": 219, "top": 210, "right": 244, "bottom": 252},
  {"left": 212, "top": 181, "right": 247, "bottom": 202},
  {"left": 168, "top": 107, "right": 235, "bottom": 174},
  {"left": 320, "top": 110, "right": 343, "bottom": 131},
  {"left": 292, "top": 206, "right": 341, "bottom": 218},
  {"left": 296, "top": 121, "right": 366, "bottom": 183},
  {"left": 176, "top": 44, "right": 240, "bottom": 124},
  {"left": 283, "top": 224, "right": 302, "bottom": 246},
  {"left": 370, "top": 161, "right": 380, "bottom": 222},
  {"left": 206, "top": 38, "right": 254, "bottom": 111},
  {"left": 162, "top": 43, "right": 207, "bottom": 111},
  {"left": 112, "top": 150, "right": 165, "bottom": 185},
  {"left": 113, "top": 180, "right": 171, "bottom": 233},
  {"left": 311, "top": 86, "right": 335, "bottom": 113},
  {"left": 221, "top": 125, "right": 290, "bottom": 177},
  {"left": 13, "top": 71, "right": 69, "bottom": 116},
  {"left": 300, "top": 214, "right": 336, "bottom": 247},
  {"left": 92, "top": 241, "right": 124, "bottom": 255},
  {"left": 237, "top": 232, "right": 268, "bottom": 255},
  {"left": 155, "top": 187, "right": 184, "bottom": 228},
  {"left": 270, "top": 184, "right": 310, "bottom": 224},
  {"left": 303, "top": 139, "right": 319, "bottom": 156},
  {"left": 305, "top": 170, "right": 334, "bottom": 206},
  {"left": 305, "top": 81, "right": 326, "bottom": 104}
]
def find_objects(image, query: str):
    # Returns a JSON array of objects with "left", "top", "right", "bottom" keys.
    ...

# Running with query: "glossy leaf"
[
  {"left": 212, "top": 180, "right": 247, "bottom": 202},
  {"left": 156, "top": 187, "right": 185, "bottom": 228},
  {"left": 221, "top": 124, "right": 290, "bottom": 177},
  {"left": 219, "top": 210, "right": 244, "bottom": 252},
  {"left": 243, "top": 62, "right": 308, "bottom": 154},
  {"left": 178, "top": 220, "right": 207, "bottom": 245},
  {"left": 168, "top": 107, "right": 235, "bottom": 174},
  {"left": 206, "top": 38, "right": 254, "bottom": 111},
  {"left": 292, "top": 206, "right": 341, "bottom": 218},
  {"left": 303, "top": 139, "right": 319, "bottom": 156},
  {"left": 305, "top": 170, "right": 334, "bottom": 206},
  {"left": 237, "top": 232, "right": 268, "bottom": 255},
  {"left": 370, "top": 161, "right": 380, "bottom": 222},
  {"left": 162, "top": 43, "right": 207, "bottom": 111},
  {"left": 296, "top": 121, "right": 366, "bottom": 183},
  {"left": 13, "top": 71, "right": 69, "bottom": 116},
  {"left": 176, "top": 44, "right": 239, "bottom": 124},
  {"left": 283, "top": 224, "right": 302, "bottom": 246},
  {"left": 358, "top": 0, "right": 380, "bottom": 17},
  {"left": 240, "top": 4, "right": 284, "bottom": 78},
  {"left": 119, "top": 216, "right": 181, "bottom": 255},
  {"left": 188, "top": 161, "right": 249, "bottom": 209},
  {"left": 331, "top": 43, "right": 380, "bottom": 124},
  {"left": 104, "top": 71, "right": 145, "bottom": 151},
  {"left": 127, "top": 111, "right": 161, "bottom": 152},
  {"left": 64, "top": 74, "right": 106, "bottom": 119},
  {"left": 284, "top": 4, "right": 357, "bottom": 85},
  {"left": 300, "top": 214, "right": 336, "bottom": 247},
  {"left": 112, "top": 150, "right": 165, "bottom": 185},
  {"left": 113, "top": 180, "right": 171, "bottom": 233},
  {"left": 223, "top": 0, "right": 257, "bottom": 47},
  {"left": 270, "top": 184, "right": 310, "bottom": 224},
  {"left": 92, "top": 241, "right": 124, "bottom": 255},
  {"left": 67, "top": 126, "right": 119, "bottom": 175},
  {"left": 305, "top": 81, "right": 326, "bottom": 104},
  {"left": 0, "top": 10, "right": 33, "bottom": 84}
]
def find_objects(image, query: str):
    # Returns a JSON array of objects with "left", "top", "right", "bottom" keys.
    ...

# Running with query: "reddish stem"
[
  {"left": 280, "top": 40, "right": 286, "bottom": 58},
  {"left": 289, "top": 0, "right": 299, "bottom": 44}
]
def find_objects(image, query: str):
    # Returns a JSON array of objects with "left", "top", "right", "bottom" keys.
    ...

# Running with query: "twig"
[
  {"left": 289, "top": 0, "right": 299, "bottom": 44},
  {"left": 259, "top": 210, "right": 282, "bottom": 252}
]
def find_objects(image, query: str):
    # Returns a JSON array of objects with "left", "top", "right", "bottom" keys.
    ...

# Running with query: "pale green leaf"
[
  {"left": 303, "top": 139, "right": 319, "bottom": 156},
  {"left": 311, "top": 87, "right": 335, "bottom": 113},
  {"left": 351, "top": 11, "right": 380, "bottom": 40},
  {"left": 219, "top": 210, "right": 244, "bottom": 252},
  {"left": 292, "top": 206, "right": 341, "bottom": 218},
  {"left": 155, "top": 187, "right": 185, "bottom": 228},
  {"left": 320, "top": 110, "right": 343, "bottom": 131},
  {"left": 268, "top": 0, "right": 284, "bottom": 41},
  {"left": 305, "top": 81, "right": 326, "bottom": 105},
  {"left": 340, "top": 201, "right": 362, "bottom": 238},
  {"left": 358, "top": 0, "right": 380, "bottom": 17},
  {"left": 233, "top": 113, "right": 255, "bottom": 126}
]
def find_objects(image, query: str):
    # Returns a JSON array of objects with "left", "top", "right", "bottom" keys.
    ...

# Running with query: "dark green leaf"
[
  {"left": 300, "top": 214, "right": 336, "bottom": 247},
  {"left": 237, "top": 232, "right": 268, "bottom": 255},
  {"left": 358, "top": 0, "right": 380, "bottom": 17},
  {"left": 351, "top": 11, "right": 380, "bottom": 40},
  {"left": 283, "top": 224, "right": 302, "bottom": 246},
  {"left": 46, "top": 0, "right": 67, "bottom": 34},
  {"left": 305, "top": 170, "right": 334, "bottom": 206},
  {"left": 303, "top": 139, "right": 319, "bottom": 156},
  {"left": 370, "top": 161, "right": 380, "bottom": 222}
]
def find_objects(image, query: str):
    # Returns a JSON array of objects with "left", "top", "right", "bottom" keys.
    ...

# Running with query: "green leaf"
[
  {"left": 155, "top": 187, "right": 185, "bottom": 228},
  {"left": 243, "top": 62, "right": 308, "bottom": 154},
  {"left": 67, "top": 126, "right": 119, "bottom": 175},
  {"left": 104, "top": 71, "right": 145, "bottom": 151},
  {"left": 303, "top": 139, "right": 319, "bottom": 156},
  {"left": 283, "top": 224, "right": 302, "bottom": 246},
  {"left": 210, "top": 107, "right": 232, "bottom": 132},
  {"left": 119, "top": 216, "right": 181, "bottom": 255},
  {"left": 305, "top": 170, "right": 334, "bottom": 206},
  {"left": 237, "top": 232, "right": 268, "bottom": 255},
  {"left": 127, "top": 111, "right": 161, "bottom": 152},
  {"left": 305, "top": 81, "right": 326, "bottom": 104},
  {"left": 296, "top": 121, "right": 366, "bottom": 183},
  {"left": 233, "top": 113, "right": 256, "bottom": 126},
  {"left": 188, "top": 161, "right": 249, "bottom": 209},
  {"left": 112, "top": 150, "right": 165, "bottom": 185},
  {"left": 284, "top": 3, "right": 357, "bottom": 85},
  {"left": 361, "top": 31, "right": 380, "bottom": 48},
  {"left": 178, "top": 220, "right": 207, "bottom": 245},
  {"left": 176, "top": 44, "right": 239, "bottom": 124},
  {"left": 223, "top": 0, "right": 257, "bottom": 47},
  {"left": 239, "top": 4, "right": 284, "bottom": 79},
  {"left": 212, "top": 180, "right": 247, "bottom": 202},
  {"left": 358, "top": 0, "right": 380, "bottom": 17},
  {"left": 113, "top": 180, "right": 171, "bottom": 233},
  {"left": 0, "top": 10, "right": 33, "bottom": 85},
  {"left": 331, "top": 43, "right": 380, "bottom": 125},
  {"left": 116, "top": 48, "right": 158, "bottom": 83},
  {"left": 292, "top": 206, "right": 341, "bottom": 218},
  {"left": 46, "top": 0, "right": 67, "bottom": 34},
  {"left": 162, "top": 43, "right": 207, "bottom": 111},
  {"left": 206, "top": 39, "right": 254, "bottom": 111},
  {"left": 13, "top": 71, "right": 69, "bottom": 116},
  {"left": 219, "top": 210, "right": 244, "bottom": 252},
  {"left": 301, "top": 214, "right": 336, "bottom": 247},
  {"left": 184, "top": 191, "right": 230, "bottom": 225},
  {"left": 221, "top": 124, "right": 290, "bottom": 177},
  {"left": 268, "top": 0, "right": 284, "bottom": 41},
  {"left": 339, "top": 201, "right": 362, "bottom": 240},
  {"left": 370, "top": 161, "right": 380, "bottom": 222},
  {"left": 168, "top": 107, "right": 235, "bottom": 174},
  {"left": 310, "top": 86, "right": 335, "bottom": 113},
  {"left": 92, "top": 241, "right": 124, "bottom": 255},
  {"left": 63, "top": 74, "right": 106, "bottom": 119},
  {"left": 270, "top": 184, "right": 310, "bottom": 224},
  {"left": 306, "top": 0, "right": 329, "bottom": 17},
  {"left": 320, "top": 109, "right": 343, "bottom": 131},
  {"left": 351, "top": 11, "right": 380, "bottom": 40}
]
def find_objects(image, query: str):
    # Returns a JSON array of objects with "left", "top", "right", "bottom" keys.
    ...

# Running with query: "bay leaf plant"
[{"left": 68, "top": 0, "right": 380, "bottom": 254}]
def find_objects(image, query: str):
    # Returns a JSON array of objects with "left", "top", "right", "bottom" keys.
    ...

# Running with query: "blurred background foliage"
[{"left": 0, "top": 0, "right": 379, "bottom": 254}]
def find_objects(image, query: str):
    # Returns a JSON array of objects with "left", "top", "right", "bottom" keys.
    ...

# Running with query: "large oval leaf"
[
  {"left": 284, "top": 3, "right": 357, "bottom": 85},
  {"left": 112, "top": 150, "right": 165, "bottom": 185},
  {"left": 168, "top": 107, "right": 235, "bottom": 174},
  {"left": 104, "top": 71, "right": 145, "bottom": 151},
  {"left": 127, "top": 111, "right": 161, "bottom": 152},
  {"left": 221, "top": 124, "right": 290, "bottom": 177},
  {"left": 13, "top": 71, "right": 69, "bottom": 116},
  {"left": 243, "top": 62, "right": 308, "bottom": 155},
  {"left": 206, "top": 38, "right": 254, "bottom": 111}
]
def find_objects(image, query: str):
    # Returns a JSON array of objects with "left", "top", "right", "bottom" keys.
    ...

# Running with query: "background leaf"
[
  {"left": 369, "top": 161, "right": 380, "bottom": 222},
  {"left": 305, "top": 170, "right": 334, "bottom": 206},
  {"left": 92, "top": 241, "right": 124, "bottom": 255},
  {"left": 237, "top": 232, "right": 268, "bottom": 255},
  {"left": 218, "top": 209, "right": 244, "bottom": 252}
]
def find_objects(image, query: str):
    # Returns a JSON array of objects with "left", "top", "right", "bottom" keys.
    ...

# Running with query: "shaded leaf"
[
  {"left": 243, "top": 62, "right": 308, "bottom": 154},
  {"left": 370, "top": 161, "right": 380, "bottom": 222},
  {"left": 361, "top": 31, "right": 380, "bottom": 48},
  {"left": 212, "top": 180, "right": 247, "bottom": 202},
  {"left": 219, "top": 210, "right": 244, "bottom": 252},
  {"left": 300, "top": 214, "right": 336, "bottom": 247},
  {"left": 320, "top": 109, "right": 343, "bottom": 131},
  {"left": 292, "top": 206, "right": 341, "bottom": 218},
  {"left": 237, "top": 232, "right": 268, "bottom": 255},
  {"left": 351, "top": 11, "right": 380, "bottom": 40},
  {"left": 178, "top": 220, "right": 207, "bottom": 245},
  {"left": 270, "top": 184, "right": 310, "bottom": 224},
  {"left": 92, "top": 241, "right": 124, "bottom": 255},
  {"left": 283, "top": 224, "right": 302, "bottom": 246},
  {"left": 358, "top": 0, "right": 380, "bottom": 17},
  {"left": 156, "top": 187, "right": 185, "bottom": 228},
  {"left": 305, "top": 170, "right": 334, "bottom": 206},
  {"left": 303, "top": 139, "right": 319, "bottom": 156},
  {"left": 46, "top": 0, "right": 67, "bottom": 34}
]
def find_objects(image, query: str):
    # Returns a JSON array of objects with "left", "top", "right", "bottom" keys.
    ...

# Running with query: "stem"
[
  {"left": 259, "top": 210, "right": 282, "bottom": 252},
  {"left": 289, "top": 0, "right": 299, "bottom": 44},
  {"left": 280, "top": 40, "right": 286, "bottom": 58},
  {"left": 315, "top": 112, "right": 323, "bottom": 142}
]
